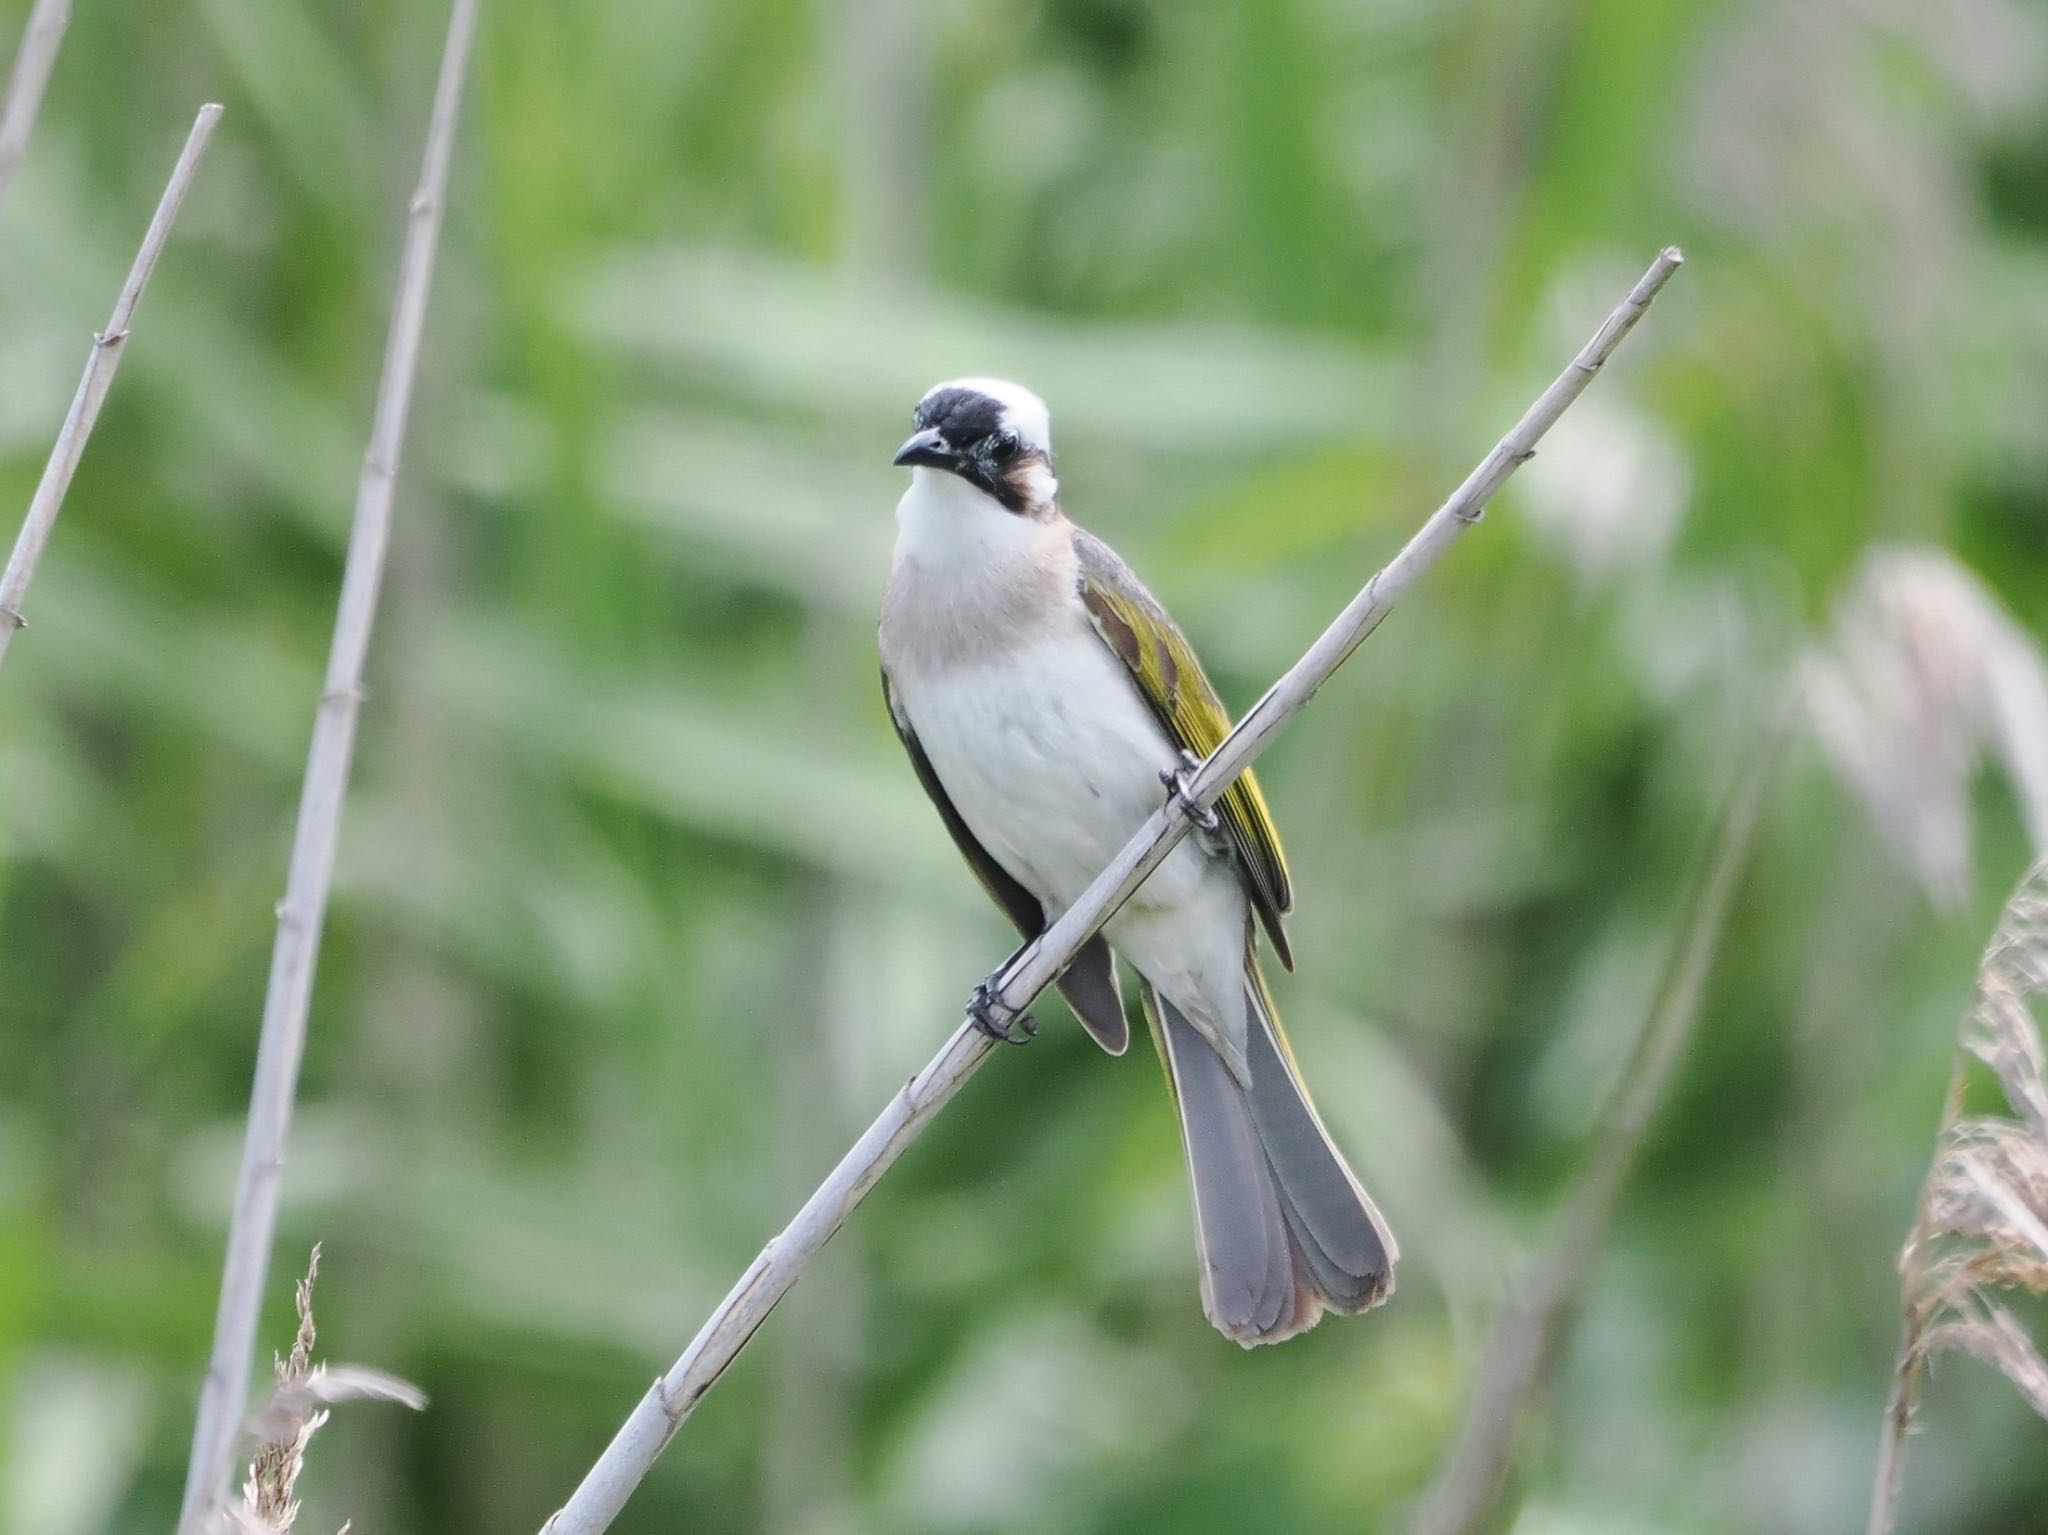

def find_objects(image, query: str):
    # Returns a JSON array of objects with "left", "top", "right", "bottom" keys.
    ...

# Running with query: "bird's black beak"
[{"left": 893, "top": 427, "right": 957, "bottom": 470}]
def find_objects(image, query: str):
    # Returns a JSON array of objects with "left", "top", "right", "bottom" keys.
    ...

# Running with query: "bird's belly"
[{"left": 898, "top": 635, "right": 1186, "bottom": 909}]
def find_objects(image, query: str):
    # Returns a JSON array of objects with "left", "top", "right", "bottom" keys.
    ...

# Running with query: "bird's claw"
[
  {"left": 1160, "top": 751, "right": 1221, "bottom": 833},
  {"left": 967, "top": 979, "right": 1037, "bottom": 1045}
]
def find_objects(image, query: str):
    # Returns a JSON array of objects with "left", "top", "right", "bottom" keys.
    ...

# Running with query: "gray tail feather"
[{"left": 1146, "top": 978, "right": 1395, "bottom": 1346}]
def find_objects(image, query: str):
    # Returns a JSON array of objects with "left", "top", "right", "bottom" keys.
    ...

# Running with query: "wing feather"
[{"left": 1072, "top": 530, "right": 1294, "bottom": 968}]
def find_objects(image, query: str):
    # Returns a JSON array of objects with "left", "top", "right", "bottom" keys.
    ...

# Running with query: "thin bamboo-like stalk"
[
  {"left": 1407, "top": 709, "right": 1788, "bottom": 1535},
  {"left": 173, "top": 4, "right": 480, "bottom": 1528},
  {"left": 0, "top": 103, "right": 219, "bottom": 676},
  {"left": 0, "top": 0, "right": 70, "bottom": 222},
  {"left": 538, "top": 246, "right": 1687, "bottom": 1535}
]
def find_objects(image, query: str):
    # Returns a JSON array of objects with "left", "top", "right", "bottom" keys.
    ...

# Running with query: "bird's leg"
[
  {"left": 966, "top": 973, "right": 1037, "bottom": 1046},
  {"left": 1160, "top": 749, "right": 1221, "bottom": 833}
]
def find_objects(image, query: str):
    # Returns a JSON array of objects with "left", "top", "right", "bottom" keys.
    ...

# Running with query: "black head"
[{"left": 893, "top": 378, "right": 1057, "bottom": 515}]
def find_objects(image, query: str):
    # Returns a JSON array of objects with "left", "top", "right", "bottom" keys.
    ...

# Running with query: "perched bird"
[{"left": 877, "top": 377, "right": 1396, "bottom": 1344}]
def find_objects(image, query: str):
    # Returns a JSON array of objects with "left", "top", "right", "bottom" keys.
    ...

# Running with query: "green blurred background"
[{"left": 3, "top": 0, "right": 2047, "bottom": 1531}]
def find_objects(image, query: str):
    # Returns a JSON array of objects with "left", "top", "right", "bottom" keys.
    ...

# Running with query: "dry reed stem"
[
  {"left": 537, "top": 246, "right": 1686, "bottom": 1535},
  {"left": 0, "top": 0, "right": 69, "bottom": 221},
  {"left": 174, "top": 4, "right": 478, "bottom": 1528},
  {"left": 0, "top": 103, "right": 219, "bottom": 675},
  {"left": 1406, "top": 710, "right": 1786, "bottom": 1535},
  {"left": 1867, "top": 856, "right": 2048, "bottom": 1535}
]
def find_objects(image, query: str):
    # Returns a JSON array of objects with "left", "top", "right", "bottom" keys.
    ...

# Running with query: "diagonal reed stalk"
[
  {"left": 0, "top": 103, "right": 220, "bottom": 677},
  {"left": 173, "top": 3, "right": 480, "bottom": 1529},
  {"left": 1408, "top": 706, "right": 1789, "bottom": 1535},
  {"left": 536, "top": 246, "right": 1687, "bottom": 1535},
  {"left": 0, "top": 0, "right": 70, "bottom": 223}
]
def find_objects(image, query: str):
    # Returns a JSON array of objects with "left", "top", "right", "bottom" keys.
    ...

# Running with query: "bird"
[{"left": 877, "top": 376, "right": 1396, "bottom": 1345}]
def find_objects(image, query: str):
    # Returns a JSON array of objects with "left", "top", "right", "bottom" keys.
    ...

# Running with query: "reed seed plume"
[
  {"left": 1867, "top": 857, "right": 2048, "bottom": 1535},
  {"left": 228, "top": 1246, "right": 425, "bottom": 1535},
  {"left": 1804, "top": 546, "right": 2048, "bottom": 905}
]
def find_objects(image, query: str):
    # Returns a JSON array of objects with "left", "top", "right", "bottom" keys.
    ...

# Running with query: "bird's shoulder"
[
  {"left": 1069, "top": 523, "right": 1206, "bottom": 717},
  {"left": 1070, "top": 524, "right": 1169, "bottom": 624},
  {"left": 1068, "top": 521, "right": 1298, "bottom": 954}
]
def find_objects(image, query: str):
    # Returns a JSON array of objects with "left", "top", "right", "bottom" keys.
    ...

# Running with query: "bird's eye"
[{"left": 988, "top": 429, "right": 1020, "bottom": 459}]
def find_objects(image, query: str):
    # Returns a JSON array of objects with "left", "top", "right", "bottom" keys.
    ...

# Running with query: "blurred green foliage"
[{"left": 2, "top": 1, "right": 2047, "bottom": 1532}]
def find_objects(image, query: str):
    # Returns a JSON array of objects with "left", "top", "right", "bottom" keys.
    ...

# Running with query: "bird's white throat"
[
  {"left": 882, "top": 470, "right": 1076, "bottom": 674},
  {"left": 894, "top": 465, "right": 1052, "bottom": 571}
]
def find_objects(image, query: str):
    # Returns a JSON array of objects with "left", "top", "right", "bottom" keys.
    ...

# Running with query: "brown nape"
[{"left": 1001, "top": 450, "right": 1059, "bottom": 519}]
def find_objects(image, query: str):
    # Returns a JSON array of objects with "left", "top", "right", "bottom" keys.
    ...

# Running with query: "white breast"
[
  {"left": 897, "top": 625, "right": 1184, "bottom": 908},
  {"left": 879, "top": 479, "right": 1255, "bottom": 1062},
  {"left": 879, "top": 474, "right": 1184, "bottom": 905}
]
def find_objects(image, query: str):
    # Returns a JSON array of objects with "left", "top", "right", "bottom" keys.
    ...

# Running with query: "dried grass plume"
[
  {"left": 1804, "top": 547, "right": 2048, "bottom": 905},
  {"left": 225, "top": 1246, "right": 425, "bottom": 1535},
  {"left": 1867, "top": 857, "right": 2048, "bottom": 1535}
]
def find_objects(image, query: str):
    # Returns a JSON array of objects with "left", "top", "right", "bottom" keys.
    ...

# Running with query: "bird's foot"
[
  {"left": 967, "top": 978, "right": 1037, "bottom": 1045},
  {"left": 1160, "top": 750, "right": 1221, "bottom": 833}
]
